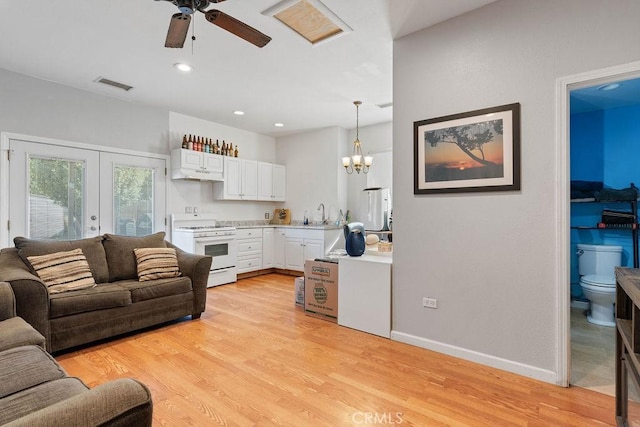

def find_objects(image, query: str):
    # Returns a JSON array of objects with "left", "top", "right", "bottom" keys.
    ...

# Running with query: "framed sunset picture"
[{"left": 413, "top": 103, "right": 520, "bottom": 194}]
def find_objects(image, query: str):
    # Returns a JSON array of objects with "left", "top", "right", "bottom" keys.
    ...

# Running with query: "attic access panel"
[{"left": 263, "top": 0, "right": 352, "bottom": 45}]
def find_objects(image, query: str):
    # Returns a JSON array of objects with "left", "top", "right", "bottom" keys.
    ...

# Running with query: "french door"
[{"left": 8, "top": 139, "right": 166, "bottom": 244}]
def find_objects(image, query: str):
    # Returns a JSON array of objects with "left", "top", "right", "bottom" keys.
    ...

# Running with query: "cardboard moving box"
[{"left": 304, "top": 260, "right": 338, "bottom": 322}]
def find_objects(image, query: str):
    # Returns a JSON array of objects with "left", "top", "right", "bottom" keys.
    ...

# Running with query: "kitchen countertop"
[{"left": 219, "top": 221, "right": 342, "bottom": 231}]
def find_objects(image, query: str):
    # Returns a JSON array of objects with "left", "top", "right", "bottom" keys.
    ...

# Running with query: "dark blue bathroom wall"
[
  {"left": 603, "top": 104, "right": 640, "bottom": 189},
  {"left": 570, "top": 110, "right": 604, "bottom": 182},
  {"left": 569, "top": 105, "right": 640, "bottom": 295}
]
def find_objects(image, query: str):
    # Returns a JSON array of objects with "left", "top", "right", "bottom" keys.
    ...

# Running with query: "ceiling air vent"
[
  {"left": 94, "top": 77, "right": 134, "bottom": 92},
  {"left": 375, "top": 102, "right": 393, "bottom": 109}
]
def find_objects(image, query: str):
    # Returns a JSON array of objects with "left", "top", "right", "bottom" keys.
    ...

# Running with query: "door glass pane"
[
  {"left": 114, "top": 166, "right": 154, "bottom": 236},
  {"left": 29, "top": 157, "right": 84, "bottom": 240}
]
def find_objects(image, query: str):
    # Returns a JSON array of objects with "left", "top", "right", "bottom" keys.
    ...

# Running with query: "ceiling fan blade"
[
  {"left": 165, "top": 13, "right": 191, "bottom": 48},
  {"left": 204, "top": 10, "right": 271, "bottom": 48}
]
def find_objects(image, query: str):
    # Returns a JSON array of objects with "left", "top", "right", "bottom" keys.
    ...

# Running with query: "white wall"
[
  {"left": 392, "top": 0, "right": 640, "bottom": 383},
  {"left": 344, "top": 121, "right": 392, "bottom": 222},
  {"left": 276, "top": 127, "right": 347, "bottom": 223}
]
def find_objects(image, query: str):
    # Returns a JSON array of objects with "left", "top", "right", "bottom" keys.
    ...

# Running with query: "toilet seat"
[{"left": 580, "top": 274, "right": 616, "bottom": 288}]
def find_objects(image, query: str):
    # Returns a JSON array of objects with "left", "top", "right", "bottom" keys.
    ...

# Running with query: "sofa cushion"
[
  {"left": 0, "top": 345, "right": 65, "bottom": 399},
  {"left": 134, "top": 247, "right": 181, "bottom": 281},
  {"left": 26, "top": 249, "right": 97, "bottom": 294},
  {"left": 0, "top": 377, "right": 88, "bottom": 425},
  {"left": 114, "top": 276, "right": 192, "bottom": 303},
  {"left": 103, "top": 232, "right": 167, "bottom": 282},
  {"left": 0, "top": 317, "right": 46, "bottom": 352},
  {"left": 49, "top": 284, "right": 132, "bottom": 319},
  {"left": 14, "top": 236, "right": 110, "bottom": 284}
]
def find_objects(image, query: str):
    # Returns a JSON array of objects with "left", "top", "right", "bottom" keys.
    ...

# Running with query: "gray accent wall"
[
  {"left": 0, "top": 68, "right": 169, "bottom": 154},
  {"left": 392, "top": 0, "right": 640, "bottom": 382}
]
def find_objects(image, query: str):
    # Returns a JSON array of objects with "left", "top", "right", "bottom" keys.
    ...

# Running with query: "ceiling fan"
[{"left": 156, "top": 0, "right": 271, "bottom": 48}]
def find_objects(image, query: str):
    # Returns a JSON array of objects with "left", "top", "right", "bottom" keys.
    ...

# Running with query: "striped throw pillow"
[
  {"left": 27, "top": 248, "right": 97, "bottom": 294},
  {"left": 134, "top": 247, "right": 181, "bottom": 282}
]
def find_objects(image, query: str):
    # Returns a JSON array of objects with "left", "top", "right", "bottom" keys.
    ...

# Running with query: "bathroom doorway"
[{"left": 562, "top": 65, "right": 640, "bottom": 392}]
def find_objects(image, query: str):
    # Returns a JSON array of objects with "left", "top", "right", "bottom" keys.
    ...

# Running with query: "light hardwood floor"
[{"left": 57, "top": 274, "right": 616, "bottom": 426}]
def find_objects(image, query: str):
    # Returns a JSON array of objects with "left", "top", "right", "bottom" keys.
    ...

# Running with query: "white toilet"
[{"left": 577, "top": 243, "right": 622, "bottom": 327}]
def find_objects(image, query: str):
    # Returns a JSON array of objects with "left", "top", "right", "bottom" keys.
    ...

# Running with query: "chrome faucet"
[{"left": 317, "top": 203, "right": 326, "bottom": 224}]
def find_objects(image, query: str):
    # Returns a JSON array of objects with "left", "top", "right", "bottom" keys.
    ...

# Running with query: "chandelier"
[{"left": 342, "top": 101, "right": 372, "bottom": 174}]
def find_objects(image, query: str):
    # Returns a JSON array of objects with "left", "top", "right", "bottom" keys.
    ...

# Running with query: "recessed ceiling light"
[
  {"left": 597, "top": 83, "right": 621, "bottom": 91},
  {"left": 274, "top": 123, "right": 284, "bottom": 127},
  {"left": 174, "top": 63, "right": 193, "bottom": 72},
  {"left": 233, "top": 110, "right": 245, "bottom": 116}
]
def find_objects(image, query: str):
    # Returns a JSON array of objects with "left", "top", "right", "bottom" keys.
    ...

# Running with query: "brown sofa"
[
  {"left": 0, "top": 282, "right": 153, "bottom": 426},
  {"left": 0, "top": 232, "right": 212, "bottom": 353}
]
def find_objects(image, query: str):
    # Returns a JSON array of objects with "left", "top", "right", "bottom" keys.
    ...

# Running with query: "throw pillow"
[
  {"left": 134, "top": 247, "right": 181, "bottom": 282},
  {"left": 27, "top": 248, "right": 97, "bottom": 294},
  {"left": 103, "top": 232, "right": 167, "bottom": 281},
  {"left": 14, "top": 235, "right": 109, "bottom": 283}
]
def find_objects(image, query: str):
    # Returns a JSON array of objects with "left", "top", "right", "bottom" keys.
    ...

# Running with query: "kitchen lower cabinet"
[
  {"left": 285, "top": 237, "right": 323, "bottom": 271},
  {"left": 236, "top": 228, "right": 262, "bottom": 273},
  {"left": 262, "top": 227, "right": 274, "bottom": 268},
  {"left": 282, "top": 228, "right": 342, "bottom": 272},
  {"left": 274, "top": 228, "right": 286, "bottom": 269}
]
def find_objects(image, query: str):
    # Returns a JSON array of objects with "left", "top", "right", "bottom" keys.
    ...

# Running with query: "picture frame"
[{"left": 413, "top": 103, "right": 520, "bottom": 194}]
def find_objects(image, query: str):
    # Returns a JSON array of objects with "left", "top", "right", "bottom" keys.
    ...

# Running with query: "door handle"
[
  {"left": 91, "top": 215, "right": 97, "bottom": 220},
  {"left": 90, "top": 226, "right": 97, "bottom": 231}
]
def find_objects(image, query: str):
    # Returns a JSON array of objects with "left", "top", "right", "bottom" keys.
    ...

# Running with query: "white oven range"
[{"left": 171, "top": 214, "right": 237, "bottom": 287}]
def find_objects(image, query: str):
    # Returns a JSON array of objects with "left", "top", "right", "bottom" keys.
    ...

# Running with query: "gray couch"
[
  {"left": 0, "top": 232, "right": 212, "bottom": 353},
  {"left": 0, "top": 282, "right": 153, "bottom": 426}
]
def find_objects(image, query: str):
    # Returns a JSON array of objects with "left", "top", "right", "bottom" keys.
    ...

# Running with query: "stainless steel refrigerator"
[{"left": 360, "top": 187, "right": 391, "bottom": 231}]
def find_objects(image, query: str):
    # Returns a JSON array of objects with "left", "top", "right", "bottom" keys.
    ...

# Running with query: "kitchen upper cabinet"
[
  {"left": 170, "top": 149, "right": 223, "bottom": 181},
  {"left": 258, "top": 162, "right": 286, "bottom": 201},
  {"left": 213, "top": 157, "right": 257, "bottom": 200}
]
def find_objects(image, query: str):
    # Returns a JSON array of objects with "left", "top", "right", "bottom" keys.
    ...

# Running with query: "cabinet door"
[
  {"left": 241, "top": 159, "right": 258, "bottom": 200},
  {"left": 272, "top": 164, "right": 286, "bottom": 201},
  {"left": 257, "top": 162, "right": 273, "bottom": 201},
  {"left": 263, "top": 228, "right": 274, "bottom": 268},
  {"left": 223, "top": 157, "right": 242, "bottom": 200},
  {"left": 202, "top": 152, "right": 223, "bottom": 172},
  {"left": 274, "top": 229, "right": 286, "bottom": 269},
  {"left": 303, "top": 239, "right": 323, "bottom": 262},
  {"left": 285, "top": 237, "right": 304, "bottom": 271},
  {"left": 181, "top": 150, "right": 203, "bottom": 169}
]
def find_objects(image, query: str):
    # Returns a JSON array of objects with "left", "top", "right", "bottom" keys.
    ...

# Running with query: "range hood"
[{"left": 171, "top": 167, "right": 224, "bottom": 181}]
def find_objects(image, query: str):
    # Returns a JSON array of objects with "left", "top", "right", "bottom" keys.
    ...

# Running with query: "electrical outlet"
[
  {"left": 423, "top": 297, "right": 438, "bottom": 309},
  {"left": 265, "top": 212, "right": 270, "bottom": 219},
  {"left": 185, "top": 207, "right": 192, "bottom": 214}
]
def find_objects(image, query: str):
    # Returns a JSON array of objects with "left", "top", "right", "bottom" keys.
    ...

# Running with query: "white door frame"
[
  {"left": 0, "top": 132, "right": 169, "bottom": 247},
  {"left": 556, "top": 60, "right": 640, "bottom": 386}
]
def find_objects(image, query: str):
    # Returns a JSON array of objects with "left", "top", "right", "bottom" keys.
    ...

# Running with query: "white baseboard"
[{"left": 390, "top": 330, "right": 558, "bottom": 385}]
